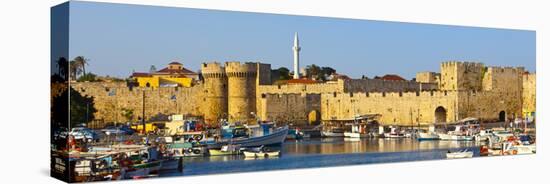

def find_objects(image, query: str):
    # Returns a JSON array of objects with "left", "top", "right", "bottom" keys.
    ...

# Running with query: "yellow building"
[{"left": 132, "top": 62, "right": 198, "bottom": 88}]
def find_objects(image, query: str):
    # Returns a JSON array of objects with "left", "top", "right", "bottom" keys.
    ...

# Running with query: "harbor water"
[{"left": 161, "top": 138, "right": 483, "bottom": 176}]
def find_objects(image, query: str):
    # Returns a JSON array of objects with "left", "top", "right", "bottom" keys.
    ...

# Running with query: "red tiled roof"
[
  {"left": 286, "top": 78, "right": 319, "bottom": 84},
  {"left": 131, "top": 72, "right": 152, "bottom": 77},
  {"left": 168, "top": 61, "right": 182, "bottom": 65},
  {"left": 156, "top": 67, "right": 197, "bottom": 75}
]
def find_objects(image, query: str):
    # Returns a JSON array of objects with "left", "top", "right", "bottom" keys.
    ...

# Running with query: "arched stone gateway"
[
  {"left": 308, "top": 110, "right": 321, "bottom": 125},
  {"left": 434, "top": 106, "right": 447, "bottom": 123},
  {"left": 499, "top": 111, "right": 506, "bottom": 122}
]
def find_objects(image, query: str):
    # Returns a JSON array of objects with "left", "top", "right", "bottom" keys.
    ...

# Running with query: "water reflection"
[
  {"left": 174, "top": 138, "right": 483, "bottom": 176},
  {"left": 182, "top": 138, "right": 483, "bottom": 163},
  {"left": 284, "top": 138, "right": 482, "bottom": 155}
]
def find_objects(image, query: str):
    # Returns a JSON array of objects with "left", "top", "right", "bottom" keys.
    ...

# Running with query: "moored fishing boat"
[
  {"left": 383, "top": 127, "right": 405, "bottom": 138},
  {"left": 417, "top": 131, "right": 440, "bottom": 141},
  {"left": 322, "top": 127, "right": 345, "bottom": 137},
  {"left": 208, "top": 144, "right": 242, "bottom": 156},
  {"left": 438, "top": 125, "right": 474, "bottom": 141},
  {"left": 344, "top": 123, "right": 368, "bottom": 138},
  {"left": 210, "top": 124, "right": 289, "bottom": 148},
  {"left": 286, "top": 128, "right": 304, "bottom": 140}
]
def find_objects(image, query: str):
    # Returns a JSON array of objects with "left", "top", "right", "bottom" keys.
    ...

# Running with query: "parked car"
[
  {"left": 101, "top": 125, "right": 135, "bottom": 135},
  {"left": 70, "top": 127, "right": 100, "bottom": 142},
  {"left": 53, "top": 127, "right": 69, "bottom": 141}
]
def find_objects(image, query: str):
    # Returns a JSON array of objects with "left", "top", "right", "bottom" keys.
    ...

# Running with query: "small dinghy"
[
  {"left": 242, "top": 146, "right": 280, "bottom": 158},
  {"left": 446, "top": 149, "right": 474, "bottom": 159}
]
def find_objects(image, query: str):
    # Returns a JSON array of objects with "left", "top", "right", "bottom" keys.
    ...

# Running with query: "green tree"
[
  {"left": 277, "top": 67, "right": 291, "bottom": 80},
  {"left": 77, "top": 73, "right": 98, "bottom": 82},
  {"left": 69, "top": 87, "right": 97, "bottom": 127},
  {"left": 321, "top": 67, "right": 336, "bottom": 76},
  {"left": 306, "top": 64, "right": 321, "bottom": 80},
  {"left": 149, "top": 65, "right": 157, "bottom": 74}
]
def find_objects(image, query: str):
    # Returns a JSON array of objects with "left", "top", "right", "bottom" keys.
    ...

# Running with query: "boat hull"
[
  {"left": 417, "top": 132, "right": 440, "bottom": 141},
  {"left": 211, "top": 126, "right": 289, "bottom": 148},
  {"left": 344, "top": 132, "right": 367, "bottom": 138},
  {"left": 208, "top": 149, "right": 240, "bottom": 156},
  {"left": 322, "top": 131, "right": 345, "bottom": 137},
  {"left": 243, "top": 151, "right": 280, "bottom": 158},
  {"left": 438, "top": 134, "right": 473, "bottom": 141},
  {"left": 446, "top": 151, "right": 473, "bottom": 159}
]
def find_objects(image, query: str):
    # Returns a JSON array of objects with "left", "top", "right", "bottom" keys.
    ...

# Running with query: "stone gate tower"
[
  {"left": 440, "top": 61, "right": 485, "bottom": 91},
  {"left": 225, "top": 62, "right": 258, "bottom": 122},
  {"left": 201, "top": 63, "right": 228, "bottom": 124}
]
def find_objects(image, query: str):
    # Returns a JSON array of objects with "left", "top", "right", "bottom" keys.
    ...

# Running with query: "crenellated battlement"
[
  {"left": 225, "top": 61, "right": 258, "bottom": 74},
  {"left": 201, "top": 62, "right": 226, "bottom": 78},
  {"left": 486, "top": 66, "right": 525, "bottom": 74},
  {"left": 441, "top": 61, "right": 484, "bottom": 68},
  {"left": 325, "top": 90, "right": 456, "bottom": 99}
]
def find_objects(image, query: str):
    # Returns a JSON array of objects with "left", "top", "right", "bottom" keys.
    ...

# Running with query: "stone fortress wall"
[
  {"left": 71, "top": 82, "right": 205, "bottom": 123},
  {"left": 71, "top": 61, "right": 535, "bottom": 127}
]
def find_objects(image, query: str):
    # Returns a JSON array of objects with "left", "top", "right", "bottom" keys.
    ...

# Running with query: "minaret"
[{"left": 293, "top": 32, "right": 301, "bottom": 79}]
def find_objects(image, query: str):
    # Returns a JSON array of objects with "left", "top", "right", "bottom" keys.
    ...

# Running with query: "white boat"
[
  {"left": 493, "top": 130, "right": 514, "bottom": 140},
  {"left": 212, "top": 125, "right": 289, "bottom": 148},
  {"left": 446, "top": 149, "right": 474, "bottom": 159},
  {"left": 344, "top": 122, "right": 368, "bottom": 138},
  {"left": 474, "top": 129, "right": 494, "bottom": 142},
  {"left": 383, "top": 127, "right": 405, "bottom": 138},
  {"left": 243, "top": 150, "right": 280, "bottom": 158},
  {"left": 417, "top": 132, "right": 440, "bottom": 140},
  {"left": 438, "top": 134, "right": 474, "bottom": 141},
  {"left": 344, "top": 132, "right": 368, "bottom": 138},
  {"left": 322, "top": 131, "right": 345, "bottom": 137},
  {"left": 438, "top": 125, "right": 474, "bottom": 141}
]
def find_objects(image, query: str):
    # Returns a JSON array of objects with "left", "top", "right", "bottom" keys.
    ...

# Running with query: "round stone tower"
[
  {"left": 225, "top": 62, "right": 258, "bottom": 123},
  {"left": 201, "top": 62, "right": 228, "bottom": 124}
]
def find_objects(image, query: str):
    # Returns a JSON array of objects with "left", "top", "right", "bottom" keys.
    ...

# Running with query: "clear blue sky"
[{"left": 68, "top": 1, "right": 535, "bottom": 79}]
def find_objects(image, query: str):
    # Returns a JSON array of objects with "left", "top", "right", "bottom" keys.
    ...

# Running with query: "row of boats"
[{"left": 58, "top": 122, "right": 290, "bottom": 182}]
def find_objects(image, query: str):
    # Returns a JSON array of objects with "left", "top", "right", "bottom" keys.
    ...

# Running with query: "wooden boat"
[
  {"left": 121, "top": 160, "right": 163, "bottom": 179},
  {"left": 446, "top": 149, "right": 474, "bottom": 159},
  {"left": 243, "top": 150, "right": 280, "bottom": 158},
  {"left": 208, "top": 145, "right": 242, "bottom": 156}
]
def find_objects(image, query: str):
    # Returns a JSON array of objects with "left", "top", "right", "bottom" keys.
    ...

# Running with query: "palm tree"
[
  {"left": 73, "top": 56, "right": 89, "bottom": 76},
  {"left": 69, "top": 60, "right": 83, "bottom": 81}
]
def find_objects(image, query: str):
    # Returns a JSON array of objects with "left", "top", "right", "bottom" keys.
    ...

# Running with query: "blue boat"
[{"left": 209, "top": 124, "right": 289, "bottom": 148}]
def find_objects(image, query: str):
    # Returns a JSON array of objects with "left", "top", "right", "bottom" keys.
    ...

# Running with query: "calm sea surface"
[{"left": 162, "top": 138, "right": 483, "bottom": 176}]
